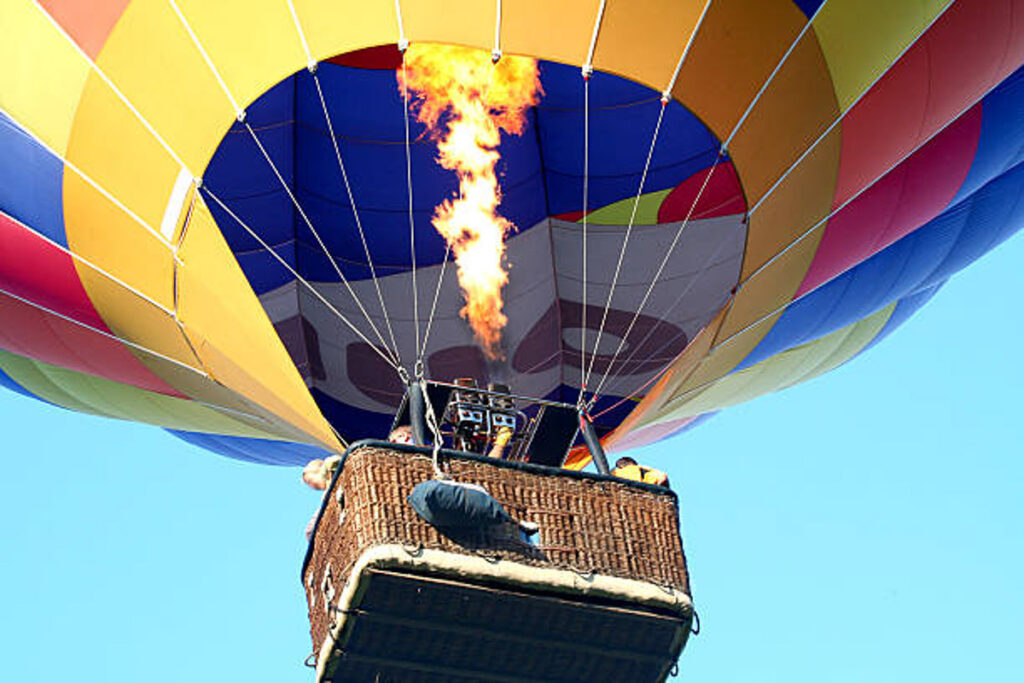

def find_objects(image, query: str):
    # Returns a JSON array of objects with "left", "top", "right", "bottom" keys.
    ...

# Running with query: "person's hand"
[
  {"left": 488, "top": 427, "right": 513, "bottom": 459},
  {"left": 388, "top": 425, "right": 414, "bottom": 444},
  {"left": 493, "top": 426, "right": 513, "bottom": 447}
]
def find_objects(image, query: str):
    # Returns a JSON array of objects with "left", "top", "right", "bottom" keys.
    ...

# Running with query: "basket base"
[{"left": 319, "top": 565, "right": 690, "bottom": 683}]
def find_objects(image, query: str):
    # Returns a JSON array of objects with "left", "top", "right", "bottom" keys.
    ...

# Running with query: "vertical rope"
[
  {"left": 582, "top": 101, "right": 668, "bottom": 392},
  {"left": 400, "top": 47, "right": 422, "bottom": 362},
  {"left": 419, "top": 244, "right": 452, "bottom": 369},
  {"left": 582, "top": 0, "right": 607, "bottom": 76},
  {"left": 590, "top": 148, "right": 724, "bottom": 401},
  {"left": 420, "top": 379, "right": 446, "bottom": 478},
  {"left": 241, "top": 122, "right": 398, "bottom": 364},
  {"left": 311, "top": 71, "right": 404, "bottom": 366},
  {"left": 601, "top": 0, "right": 970, "bottom": 415},
  {"left": 579, "top": 0, "right": 711, "bottom": 404},
  {"left": 202, "top": 187, "right": 401, "bottom": 371},
  {"left": 285, "top": 0, "right": 316, "bottom": 71},
  {"left": 577, "top": 74, "right": 591, "bottom": 407},
  {"left": 493, "top": 0, "right": 503, "bottom": 62}
]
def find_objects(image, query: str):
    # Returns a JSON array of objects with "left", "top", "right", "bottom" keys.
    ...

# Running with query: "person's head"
[
  {"left": 302, "top": 459, "right": 328, "bottom": 490},
  {"left": 389, "top": 425, "right": 414, "bottom": 445},
  {"left": 615, "top": 456, "right": 637, "bottom": 469}
]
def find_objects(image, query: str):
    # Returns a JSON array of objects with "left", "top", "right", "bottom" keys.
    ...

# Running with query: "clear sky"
[{"left": 1, "top": 230, "right": 1021, "bottom": 683}]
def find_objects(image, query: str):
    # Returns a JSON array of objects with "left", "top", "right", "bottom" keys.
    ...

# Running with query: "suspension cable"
[
  {"left": 418, "top": 244, "right": 452, "bottom": 375},
  {"left": 584, "top": 0, "right": 815, "bottom": 406},
  {"left": 202, "top": 187, "right": 401, "bottom": 372},
  {"left": 604, "top": 19, "right": 987, "bottom": 416},
  {"left": 580, "top": 0, "right": 716, "bottom": 400},
  {"left": 0, "top": 285, "right": 206, "bottom": 377},
  {"left": 241, "top": 121, "right": 399, "bottom": 364},
  {"left": 310, "top": 70, "right": 404, "bottom": 365},
  {"left": 167, "top": 0, "right": 243, "bottom": 119},
  {"left": 0, "top": 107, "right": 177, "bottom": 254},
  {"left": 581, "top": 98, "right": 668, "bottom": 394},
  {"left": 493, "top": 0, "right": 503, "bottom": 62},
  {"left": 662, "top": 0, "right": 714, "bottom": 101},
  {"left": 420, "top": 378, "right": 446, "bottom": 478},
  {"left": 576, "top": 0, "right": 606, "bottom": 406},
  {"left": 589, "top": 148, "right": 724, "bottom": 401},
  {"left": 582, "top": 0, "right": 606, "bottom": 77},
  {"left": 399, "top": 45, "right": 422, "bottom": 362},
  {"left": 576, "top": 73, "right": 591, "bottom": 407},
  {"left": 286, "top": 0, "right": 404, "bottom": 367},
  {"left": 1, "top": 209, "right": 174, "bottom": 316},
  {"left": 747, "top": 0, "right": 953, "bottom": 215}
]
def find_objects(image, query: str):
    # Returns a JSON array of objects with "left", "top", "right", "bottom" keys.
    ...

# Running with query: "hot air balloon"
[{"left": 3, "top": 0, "right": 1023, "bottom": 680}]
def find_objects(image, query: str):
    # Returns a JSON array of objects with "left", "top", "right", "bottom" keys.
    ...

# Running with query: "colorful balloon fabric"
[{"left": 2, "top": 0, "right": 1023, "bottom": 464}]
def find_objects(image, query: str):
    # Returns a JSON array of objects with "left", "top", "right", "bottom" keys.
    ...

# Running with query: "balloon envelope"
[{"left": 2, "top": 0, "right": 1022, "bottom": 463}]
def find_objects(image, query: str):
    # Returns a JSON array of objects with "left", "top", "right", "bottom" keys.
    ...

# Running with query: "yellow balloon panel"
[
  {"left": 672, "top": 0, "right": 809, "bottom": 143},
  {"left": 726, "top": 29, "right": 839, "bottom": 207},
  {"left": 66, "top": 70, "right": 184, "bottom": 235},
  {"left": 502, "top": 0, "right": 594, "bottom": 67},
  {"left": 741, "top": 127, "right": 842, "bottom": 280},
  {"left": 0, "top": 0, "right": 90, "bottom": 155},
  {"left": 62, "top": 171, "right": 178, "bottom": 313},
  {"left": 292, "top": 0, "right": 397, "bottom": 63},
  {"left": 176, "top": 199, "right": 342, "bottom": 452},
  {"left": 172, "top": 0, "right": 307, "bottom": 115},
  {"left": 593, "top": 0, "right": 706, "bottom": 92},
  {"left": 74, "top": 273, "right": 202, "bottom": 371},
  {"left": 94, "top": 0, "right": 237, "bottom": 173},
  {"left": 657, "top": 303, "right": 893, "bottom": 419},
  {"left": 814, "top": 0, "right": 949, "bottom": 111},
  {"left": 401, "top": 0, "right": 495, "bottom": 51}
]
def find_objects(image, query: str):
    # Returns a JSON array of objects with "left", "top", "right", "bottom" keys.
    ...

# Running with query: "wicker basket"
[{"left": 303, "top": 442, "right": 693, "bottom": 682}]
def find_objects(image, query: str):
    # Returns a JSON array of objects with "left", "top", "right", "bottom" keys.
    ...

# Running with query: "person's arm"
[
  {"left": 640, "top": 467, "right": 669, "bottom": 487},
  {"left": 488, "top": 427, "right": 513, "bottom": 459}
]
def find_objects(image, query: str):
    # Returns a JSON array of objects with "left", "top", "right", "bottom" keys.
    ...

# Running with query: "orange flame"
[{"left": 398, "top": 44, "right": 542, "bottom": 359}]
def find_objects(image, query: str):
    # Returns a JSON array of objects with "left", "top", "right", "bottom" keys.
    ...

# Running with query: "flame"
[{"left": 398, "top": 44, "right": 542, "bottom": 359}]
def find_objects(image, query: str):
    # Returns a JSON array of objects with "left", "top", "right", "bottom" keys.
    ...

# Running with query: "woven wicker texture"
[{"left": 304, "top": 445, "right": 690, "bottom": 663}]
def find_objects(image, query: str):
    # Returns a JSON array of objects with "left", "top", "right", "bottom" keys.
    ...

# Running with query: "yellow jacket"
[{"left": 611, "top": 464, "right": 669, "bottom": 487}]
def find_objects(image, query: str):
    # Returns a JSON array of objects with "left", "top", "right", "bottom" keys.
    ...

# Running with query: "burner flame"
[{"left": 398, "top": 44, "right": 542, "bottom": 359}]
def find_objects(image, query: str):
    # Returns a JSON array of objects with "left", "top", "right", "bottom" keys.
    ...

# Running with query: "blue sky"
[{"left": 1, "top": 230, "right": 1021, "bottom": 682}]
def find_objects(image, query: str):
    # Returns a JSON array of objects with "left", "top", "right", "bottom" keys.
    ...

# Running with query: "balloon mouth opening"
[{"left": 200, "top": 43, "right": 748, "bottom": 442}]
